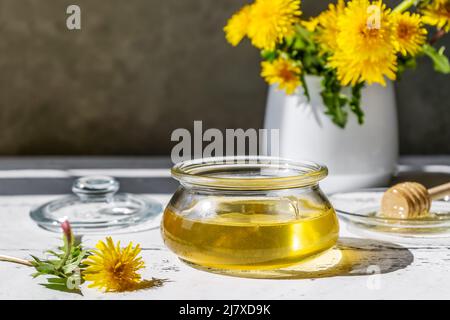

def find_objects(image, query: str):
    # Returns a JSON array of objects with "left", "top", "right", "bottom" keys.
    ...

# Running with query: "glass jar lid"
[
  {"left": 172, "top": 156, "right": 328, "bottom": 190},
  {"left": 30, "top": 176, "right": 163, "bottom": 233}
]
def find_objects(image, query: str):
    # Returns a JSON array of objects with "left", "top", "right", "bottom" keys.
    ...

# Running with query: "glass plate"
[{"left": 329, "top": 188, "right": 450, "bottom": 238}]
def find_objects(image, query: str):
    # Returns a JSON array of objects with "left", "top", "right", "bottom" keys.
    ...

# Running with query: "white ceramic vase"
[{"left": 264, "top": 75, "right": 398, "bottom": 194}]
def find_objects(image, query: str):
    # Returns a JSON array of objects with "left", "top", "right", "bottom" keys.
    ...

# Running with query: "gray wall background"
[{"left": 0, "top": 0, "right": 448, "bottom": 155}]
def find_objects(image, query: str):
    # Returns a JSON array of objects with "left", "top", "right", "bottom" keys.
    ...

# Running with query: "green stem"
[
  {"left": 393, "top": 0, "right": 416, "bottom": 13},
  {"left": 300, "top": 73, "right": 310, "bottom": 101},
  {"left": 56, "top": 233, "right": 73, "bottom": 270}
]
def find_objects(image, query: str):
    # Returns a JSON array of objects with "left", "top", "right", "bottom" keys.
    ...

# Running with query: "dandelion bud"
[{"left": 61, "top": 220, "right": 72, "bottom": 244}]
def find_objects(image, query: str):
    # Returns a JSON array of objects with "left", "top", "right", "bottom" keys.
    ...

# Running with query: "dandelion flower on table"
[
  {"left": 329, "top": 0, "right": 397, "bottom": 86},
  {"left": 247, "top": 0, "right": 302, "bottom": 50},
  {"left": 421, "top": 0, "right": 450, "bottom": 32},
  {"left": 224, "top": 5, "right": 252, "bottom": 46},
  {"left": 261, "top": 57, "right": 302, "bottom": 95},
  {"left": 84, "top": 237, "right": 145, "bottom": 292},
  {"left": 392, "top": 12, "right": 427, "bottom": 56}
]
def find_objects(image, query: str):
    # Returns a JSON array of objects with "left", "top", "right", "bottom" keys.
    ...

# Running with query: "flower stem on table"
[{"left": 0, "top": 255, "right": 32, "bottom": 266}]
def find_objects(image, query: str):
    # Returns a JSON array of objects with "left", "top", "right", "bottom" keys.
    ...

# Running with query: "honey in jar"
[{"left": 161, "top": 157, "right": 340, "bottom": 271}]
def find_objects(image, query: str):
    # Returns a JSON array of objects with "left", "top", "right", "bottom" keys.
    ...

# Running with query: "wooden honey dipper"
[{"left": 381, "top": 181, "right": 450, "bottom": 219}]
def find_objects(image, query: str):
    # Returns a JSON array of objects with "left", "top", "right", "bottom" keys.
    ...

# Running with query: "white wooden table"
[{"left": 0, "top": 157, "right": 449, "bottom": 300}]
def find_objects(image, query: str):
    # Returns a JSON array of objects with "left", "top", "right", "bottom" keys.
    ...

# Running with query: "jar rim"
[{"left": 171, "top": 156, "right": 328, "bottom": 190}]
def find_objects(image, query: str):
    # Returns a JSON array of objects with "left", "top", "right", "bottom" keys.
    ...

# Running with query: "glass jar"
[{"left": 161, "top": 156, "right": 339, "bottom": 271}]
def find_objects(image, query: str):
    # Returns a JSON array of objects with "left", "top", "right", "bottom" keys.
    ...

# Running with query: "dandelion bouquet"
[{"left": 224, "top": 0, "right": 450, "bottom": 128}]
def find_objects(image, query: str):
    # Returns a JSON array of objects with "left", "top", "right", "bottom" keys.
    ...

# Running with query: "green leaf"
[
  {"left": 261, "top": 50, "right": 277, "bottom": 62},
  {"left": 34, "top": 263, "right": 56, "bottom": 273},
  {"left": 63, "top": 263, "right": 80, "bottom": 274},
  {"left": 293, "top": 37, "right": 307, "bottom": 50},
  {"left": 349, "top": 82, "right": 365, "bottom": 125},
  {"left": 422, "top": 44, "right": 450, "bottom": 74},
  {"left": 46, "top": 277, "right": 67, "bottom": 284},
  {"left": 397, "top": 55, "right": 417, "bottom": 76},
  {"left": 31, "top": 272, "right": 44, "bottom": 278},
  {"left": 30, "top": 234, "right": 90, "bottom": 293},
  {"left": 40, "top": 281, "right": 82, "bottom": 295},
  {"left": 30, "top": 255, "right": 42, "bottom": 264},
  {"left": 45, "top": 250, "right": 64, "bottom": 258},
  {"left": 321, "top": 71, "right": 348, "bottom": 128},
  {"left": 319, "top": 70, "right": 367, "bottom": 128},
  {"left": 75, "top": 250, "right": 90, "bottom": 263},
  {"left": 294, "top": 24, "right": 314, "bottom": 45}
]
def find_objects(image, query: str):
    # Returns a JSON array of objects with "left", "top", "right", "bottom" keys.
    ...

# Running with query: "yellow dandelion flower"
[
  {"left": 421, "top": 0, "right": 450, "bottom": 32},
  {"left": 392, "top": 12, "right": 427, "bottom": 56},
  {"left": 84, "top": 237, "right": 145, "bottom": 292},
  {"left": 315, "top": 0, "right": 346, "bottom": 53},
  {"left": 247, "top": 0, "right": 302, "bottom": 50},
  {"left": 329, "top": 0, "right": 397, "bottom": 86},
  {"left": 224, "top": 5, "right": 252, "bottom": 46},
  {"left": 261, "top": 57, "right": 302, "bottom": 94}
]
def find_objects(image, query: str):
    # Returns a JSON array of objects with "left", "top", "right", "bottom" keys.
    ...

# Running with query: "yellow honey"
[{"left": 162, "top": 199, "right": 339, "bottom": 270}]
